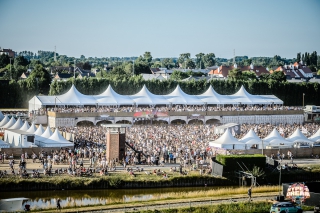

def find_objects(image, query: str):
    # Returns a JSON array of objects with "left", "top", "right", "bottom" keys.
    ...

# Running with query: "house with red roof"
[
  {"left": 273, "top": 61, "right": 313, "bottom": 79},
  {"left": 208, "top": 63, "right": 269, "bottom": 78}
]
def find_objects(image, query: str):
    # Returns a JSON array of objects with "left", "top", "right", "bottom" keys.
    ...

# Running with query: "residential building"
[
  {"left": 273, "top": 61, "right": 313, "bottom": 79},
  {"left": 54, "top": 73, "right": 72, "bottom": 81},
  {"left": 208, "top": 63, "right": 269, "bottom": 78},
  {"left": 0, "top": 48, "right": 15, "bottom": 58}
]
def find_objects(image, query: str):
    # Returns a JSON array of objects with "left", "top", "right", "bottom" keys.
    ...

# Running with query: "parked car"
[
  {"left": 315, "top": 204, "right": 320, "bottom": 213},
  {"left": 270, "top": 202, "right": 302, "bottom": 213}
]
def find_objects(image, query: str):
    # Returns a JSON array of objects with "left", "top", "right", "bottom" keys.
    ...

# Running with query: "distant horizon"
[{"left": 1, "top": 0, "right": 319, "bottom": 59}]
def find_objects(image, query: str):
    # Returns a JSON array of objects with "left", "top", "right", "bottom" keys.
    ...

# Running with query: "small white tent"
[
  {"left": 34, "top": 124, "right": 45, "bottom": 136},
  {"left": 19, "top": 121, "right": 30, "bottom": 132},
  {"left": 1, "top": 117, "right": 16, "bottom": 129},
  {"left": 41, "top": 127, "right": 53, "bottom": 138},
  {"left": 309, "top": 128, "right": 320, "bottom": 143},
  {"left": 26, "top": 123, "right": 37, "bottom": 133},
  {"left": 0, "top": 111, "right": 4, "bottom": 121},
  {"left": 0, "top": 139, "right": 10, "bottom": 148},
  {"left": 239, "top": 129, "right": 269, "bottom": 149},
  {"left": 263, "top": 128, "right": 293, "bottom": 147},
  {"left": 209, "top": 129, "right": 246, "bottom": 149},
  {"left": 9, "top": 118, "right": 23, "bottom": 130},
  {"left": 0, "top": 115, "right": 10, "bottom": 127},
  {"left": 39, "top": 128, "right": 73, "bottom": 147},
  {"left": 286, "top": 128, "right": 314, "bottom": 145}
]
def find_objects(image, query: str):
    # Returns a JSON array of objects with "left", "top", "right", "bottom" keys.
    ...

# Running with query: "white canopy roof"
[
  {"left": 41, "top": 127, "right": 53, "bottom": 138},
  {"left": 34, "top": 124, "right": 45, "bottom": 136},
  {"left": 26, "top": 123, "right": 37, "bottom": 133},
  {"left": 286, "top": 128, "right": 314, "bottom": 144},
  {"left": 0, "top": 115, "right": 10, "bottom": 127},
  {"left": 0, "top": 139, "right": 10, "bottom": 148},
  {"left": 29, "top": 84, "right": 284, "bottom": 110},
  {"left": 95, "top": 85, "right": 134, "bottom": 106},
  {"left": 209, "top": 129, "right": 246, "bottom": 149},
  {"left": 309, "top": 128, "right": 320, "bottom": 142},
  {"left": 197, "top": 85, "right": 231, "bottom": 104},
  {"left": 129, "top": 85, "right": 169, "bottom": 106},
  {"left": 56, "top": 85, "right": 97, "bottom": 105},
  {"left": 164, "top": 85, "right": 203, "bottom": 105},
  {"left": 263, "top": 128, "right": 292, "bottom": 145},
  {"left": 39, "top": 128, "right": 73, "bottom": 147},
  {"left": 239, "top": 129, "right": 269, "bottom": 145},
  {"left": 19, "top": 121, "right": 30, "bottom": 131},
  {"left": 48, "top": 128, "right": 71, "bottom": 143},
  {"left": 9, "top": 118, "right": 23, "bottom": 130},
  {"left": 1, "top": 117, "right": 16, "bottom": 129}
]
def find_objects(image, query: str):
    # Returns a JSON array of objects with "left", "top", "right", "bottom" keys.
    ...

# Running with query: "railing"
[{"left": 47, "top": 110, "right": 303, "bottom": 118}]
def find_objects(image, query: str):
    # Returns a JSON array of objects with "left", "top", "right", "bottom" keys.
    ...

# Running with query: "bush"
[{"left": 216, "top": 154, "right": 266, "bottom": 173}]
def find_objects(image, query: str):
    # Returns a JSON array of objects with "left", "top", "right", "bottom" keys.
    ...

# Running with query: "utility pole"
[
  {"left": 74, "top": 59, "right": 76, "bottom": 78},
  {"left": 9, "top": 58, "right": 12, "bottom": 80},
  {"left": 54, "top": 46, "right": 56, "bottom": 62}
]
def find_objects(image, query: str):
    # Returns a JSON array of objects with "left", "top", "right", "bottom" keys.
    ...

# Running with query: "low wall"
[
  {"left": 238, "top": 147, "right": 320, "bottom": 158},
  {"left": 0, "top": 147, "right": 73, "bottom": 157}
]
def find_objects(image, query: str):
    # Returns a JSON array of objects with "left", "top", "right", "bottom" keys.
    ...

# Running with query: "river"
[{"left": 0, "top": 186, "right": 228, "bottom": 210}]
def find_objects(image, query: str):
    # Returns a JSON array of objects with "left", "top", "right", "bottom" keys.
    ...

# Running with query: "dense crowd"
[{"left": 46, "top": 105, "right": 303, "bottom": 114}]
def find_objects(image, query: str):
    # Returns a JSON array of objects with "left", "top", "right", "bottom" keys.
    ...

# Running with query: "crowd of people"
[{"left": 45, "top": 104, "right": 303, "bottom": 114}]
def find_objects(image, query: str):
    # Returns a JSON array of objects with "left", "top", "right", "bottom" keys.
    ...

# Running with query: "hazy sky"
[{"left": 0, "top": 0, "right": 319, "bottom": 59}]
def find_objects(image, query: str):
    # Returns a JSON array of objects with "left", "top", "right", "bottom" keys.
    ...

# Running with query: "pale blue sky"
[{"left": 0, "top": 0, "right": 319, "bottom": 59}]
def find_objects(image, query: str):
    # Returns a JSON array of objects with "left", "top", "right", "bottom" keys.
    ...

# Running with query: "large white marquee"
[{"left": 28, "top": 84, "right": 283, "bottom": 111}]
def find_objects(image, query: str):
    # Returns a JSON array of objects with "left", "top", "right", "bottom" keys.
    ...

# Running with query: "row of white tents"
[
  {"left": 209, "top": 128, "right": 320, "bottom": 150},
  {"left": 0, "top": 114, "right": 73, "bottom": 148},
  {"left": 28, "top": 84, "right": 283, "bottom": 111}
]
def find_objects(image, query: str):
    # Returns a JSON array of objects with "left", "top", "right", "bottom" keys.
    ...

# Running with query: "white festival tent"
[
  {"left": 163, "top": 85, "right": 203, "bottom": 105},
  {"left": 286, "top": 128, "right": 314, "bottom": 144},
  {"left": 0, "top": 111, "right": 4, "bottom": 121},
  {"left": 26, "top": 123, "right": 37, "bottom": 133},
  {"left": 129, "top": 85, "right": 169, "bottom": 106},
  {"left": 28, "top": 84, "right": 284, "bottom": 111},
  {"left": 0, "top": 139, "right": 10, "bottom": 148},
  {"left": 9, "top": 118, "right": 23, "bottom": 130},
  {"left": 1, "top": 117, "right": 16, "bottom": 129},
  {"left": 197, "top": 85, "right": 231, "bottom": 105},
  {"left": 0, "top": 115, "right": 10, "bottom": 127},
  {"left": 263, "top": 128, "right": 293, "bottom": 147},
  {"left": 209, "top": 129, "right": 246, "bottom": 149},
  {"left": 35, "top": 128, "right": 73, "bottom": 147},
  {"left": 95, "top": 85, "right": 133, "bottom": 106},
  {"left": 239, "top": 129, "right": 269, "bottom": 149},
  {"left": 34, "top": 124, "right": 45, "bottom": 136},
  {"left": 19, "top": 121, "right": 30, "bottom": 131},
  {"left": 41, "top": 126, "right": 53, "bottom": 138},
  {"left": 309, "top": 129, "right": 320, "bottom": 143}
]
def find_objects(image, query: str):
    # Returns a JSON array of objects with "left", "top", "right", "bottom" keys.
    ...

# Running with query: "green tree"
[
  {"left": 242, "top": 71, "right": 257, "bottom": 81},
  {"left": 296, "top": 52, "right": 301, "bottom": 62},
  {"left": 178, "top": 53, "right": 190, "bottom": 68},
  {"left": 28, "top": 64, "right": 52, "bottom": 94},
  {"left": 143, "top": 52, "right": 152, "bottom": 64},
  {"left": 162, "top": 58, "right": 174, "bottom": 69},
  {"left": 203, "top": 53, "right": 216, "bottom": 67},
  {"left": 186, "top": 59, "right": 196, "bottom": 69},
  {"left": 0, "top": 54, "right": 10, "bottom": 68},
  {"left": 317, "top": 70, "right": 320, "bottom": 75},
  {"left": 228, "top": 68, "right": 242, "bottom": 80},
  {"left": 170, "top": 70, "right": 189, "bottom": 80},
  {"left": 195, "top": 53, "right": 205, "bottom": 69},
  {"left": 270, "top": 71, "right": 286, "bottom": 82}
]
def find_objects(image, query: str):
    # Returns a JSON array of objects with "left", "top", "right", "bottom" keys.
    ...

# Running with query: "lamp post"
[{"left": 302, "top": 93, "right": 305, "bottom": 108}]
